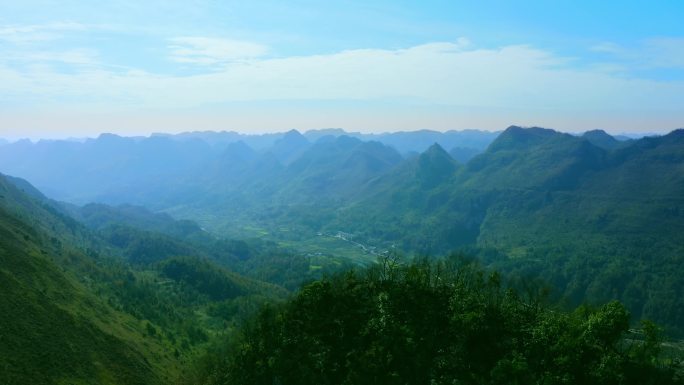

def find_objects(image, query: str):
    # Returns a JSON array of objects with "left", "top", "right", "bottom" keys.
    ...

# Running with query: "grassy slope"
[
  {"left": 0, "top": 174, "right": 281, "bottom": 384},
  {"left": 0, "top": 205, "right": 174, "bottom": 385}
]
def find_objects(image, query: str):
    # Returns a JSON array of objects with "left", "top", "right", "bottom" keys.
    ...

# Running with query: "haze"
[{"left": 1, "top": 1, "right": 683, "bottom": 140}]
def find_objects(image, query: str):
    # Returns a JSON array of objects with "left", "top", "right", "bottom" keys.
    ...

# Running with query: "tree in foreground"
[{"left": 195, "top": 256, "right": 682, "bottom": 385}]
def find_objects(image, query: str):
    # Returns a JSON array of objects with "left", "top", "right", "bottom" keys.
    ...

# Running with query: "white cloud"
[
  {"left": 590, "top": 42, "right": 624, "bottom": 54},
  {"left": 0, "top": 22, "right": 88, "bottom": 44},
  {"left": 1, "top": 39, "right": 683, "bottom": 135},
  {"left": 168, "top": 37, "right": 269, "bottom": 65},
  {"left": 0, "top": 22, "right": 100, "bottom": 69},
  {"left": 4, "top": 49, "right": 100, "bottom": 66}
]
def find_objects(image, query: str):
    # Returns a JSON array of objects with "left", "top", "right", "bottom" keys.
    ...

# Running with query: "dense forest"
[
  {"left": 0, "top": 173, "right": 290, "bottom": 384},
  {"left": 191, "top": 257, "right": 682, "bottom": 385}
]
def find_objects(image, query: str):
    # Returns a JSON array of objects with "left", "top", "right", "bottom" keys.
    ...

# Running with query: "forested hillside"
[
  {"left": 0, "top": 175, "right": 171, "bottom": 384},
  {"left": 330, "top": 127, "right": 684, "bottom": 333},
  {"left": 0, "top": 173, "right": 295, "bottom": 384}
]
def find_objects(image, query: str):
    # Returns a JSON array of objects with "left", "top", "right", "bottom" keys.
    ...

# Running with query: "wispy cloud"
[
  {"left": 0, "top": 22, "right": 125, "bottom": 70},
  {"left": 3, "top": 49, "right": 100, "bottom": 66},
  {"left": 1, "top": 38, "right": 684, "bottom": 136},
  {"left": 0, "top": 22, "right": 88, "bottom": 44},
  {"left": 168, "top": 37, "right": 269, "bottom": 65},
  {"left": 643, "top": 38, "right": 684, "bottom": 69},
  {"left": 590, "top": 42, "right": 624, "bottom": 55},
  {"left": 590, "top": 38, "right": 684, "bottom": 70},
  {"left": 2, "top": 40, "right": 682, "bottom": 110}
]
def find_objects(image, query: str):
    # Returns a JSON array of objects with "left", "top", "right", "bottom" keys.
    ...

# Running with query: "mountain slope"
[
  {"left": 0, "top": 182, "right": 169, "bottom": 384},
  {"left": 0, "top": 174, "right": 294, "bottom": 384},
  {"left": 277, "top": 136, "right": 403, "bottom": 202},
  {"left": 416, "top": 143, "right": 459, "bottom": 188},
  {"left": 582, "top": 129, "right": 624, "bottom": 150},
  {"left": 3, "top": 127, "right": 684, "bottom": 334},
  {"left": 267, "top": 129, "right": 311, "bottom": 165},
  {"left": 330, "top": 127, "right": 684, "bottom": 333},
  {"left": 0, "top": 134, "right": 217, "bottom": 204}
]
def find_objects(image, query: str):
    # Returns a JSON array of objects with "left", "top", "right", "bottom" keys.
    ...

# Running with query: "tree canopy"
[{"left": 197, "top": 257, "right": 683, "bottom": 385}]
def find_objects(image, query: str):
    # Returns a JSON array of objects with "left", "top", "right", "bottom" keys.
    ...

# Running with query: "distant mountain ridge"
[
  {"left": 0, "top": 128, "right": 497, "bottom": 204},
  {"left": 3, "top": 126, "right": 684, "bottom": 333}
]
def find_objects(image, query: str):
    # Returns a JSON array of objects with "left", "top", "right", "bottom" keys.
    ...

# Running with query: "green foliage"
[
  {"left": 322, "top": 128, "right": 684, "bottom": 334},
  {"left": 0, "top": 173, "right": 289, "bottom": 384},
  {"left": 158, "top": 256, "right": 251, "bottom": 301},
  {"left": 5, "top": 128, "right": 684, "bottom": 338},
  {"left": 75, "top": 202, "right": 339, "bottom": 291},
  {"left": 0, "top": 207, "right": 165, "bottom": 385},
  {"left": 201, "top": 258, "right": 682, "bottom": 385},
  {"left": 100, "top": 224, "right": 195, "bottom": 264}
]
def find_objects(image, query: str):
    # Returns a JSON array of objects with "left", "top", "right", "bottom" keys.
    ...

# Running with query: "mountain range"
[{"left": 1, "top": 126, "right": 683, "bottom": 337}]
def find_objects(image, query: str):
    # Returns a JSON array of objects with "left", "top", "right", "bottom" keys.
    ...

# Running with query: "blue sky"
[{"left": 1, "top": 0, "right": 683, "bottom": 139}]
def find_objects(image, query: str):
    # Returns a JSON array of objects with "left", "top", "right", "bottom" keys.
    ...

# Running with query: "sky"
[{"left": 1, "top": 0, "right": 683, "bottom": 139}]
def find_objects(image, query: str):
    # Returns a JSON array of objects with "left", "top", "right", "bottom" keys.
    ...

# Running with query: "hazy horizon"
[
  {"left": 0, "top": 125, "right": 670, "bottom": 143},
  {"left": 2, "top": 1, "right": 683, "bottom": 139}
]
